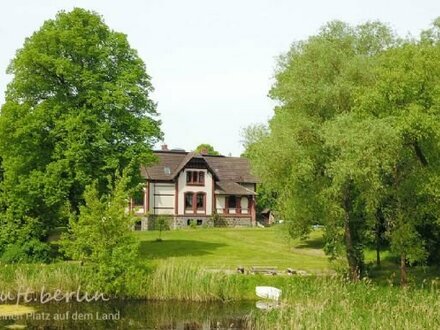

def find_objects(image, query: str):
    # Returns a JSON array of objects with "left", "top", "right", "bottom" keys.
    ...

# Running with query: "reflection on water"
[
  {"left": 0, "top": 300, "right": 255, "bottom": 329},
  {"left": 255, "top": 300, "right": 280, "bottom": 310}
]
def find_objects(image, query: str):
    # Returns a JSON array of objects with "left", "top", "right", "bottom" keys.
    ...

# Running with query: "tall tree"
[
  {"left": 246, "top": 19, "right": 440, "bottom": 284},
  {"left": 246, "top": 21, "right": 397, "bottom": 280},
  {"left": 0, "top": 8, "right": 162, "bottom": 260},
  {"left": 354, "top": 27, "right": 440, "bottom": 284}
]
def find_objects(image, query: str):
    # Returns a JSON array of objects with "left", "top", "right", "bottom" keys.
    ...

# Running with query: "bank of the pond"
[
  {"left": 0, "top": 261, "right": 288, "bottom": 301},
  {"left": 1, "top": 262, "right": 440, "bottom": 328}
]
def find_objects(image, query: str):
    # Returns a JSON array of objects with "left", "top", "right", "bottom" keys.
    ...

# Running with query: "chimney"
[
  {"left": 161, "top": 144, "right": 169, "bottom": 151},
  {"left": 200, "top": 147, "right": 208, "bottom": 155}
]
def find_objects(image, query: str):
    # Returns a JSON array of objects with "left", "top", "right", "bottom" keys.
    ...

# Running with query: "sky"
[{"left": 1, "top": 1, "right": 439, "bottom": 156}]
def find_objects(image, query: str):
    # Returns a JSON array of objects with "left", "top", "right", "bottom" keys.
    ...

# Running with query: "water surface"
[{"left": 0, "top": 300, "right": 255, "bottom": 329}]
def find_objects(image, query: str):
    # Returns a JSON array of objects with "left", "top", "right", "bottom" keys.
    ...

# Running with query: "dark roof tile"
[
  {"left": 142, "top": 151, "right": 258, "bottom": 183},
  {"left": 215, "top": 181, "right": 257, "bottom": 195}
]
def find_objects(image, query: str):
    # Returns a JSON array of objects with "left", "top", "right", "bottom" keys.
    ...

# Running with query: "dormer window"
[{"left": 186, "top": 171, "right": 205, "bottom": 185}]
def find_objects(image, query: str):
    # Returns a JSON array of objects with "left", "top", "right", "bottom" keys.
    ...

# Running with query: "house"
[{"left": 130, "top": 147, "right": 258, "bottom": 230}]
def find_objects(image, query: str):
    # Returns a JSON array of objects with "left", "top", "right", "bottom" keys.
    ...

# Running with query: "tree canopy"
[
  {"left": 0, "top": 8, "right": 162, "bottom": 260},
  {"left": 244, "top": 19, "right": 440, "bottom": 283},
  {"left": 195, "top": 143, "right": 220, "bottom": 155}
]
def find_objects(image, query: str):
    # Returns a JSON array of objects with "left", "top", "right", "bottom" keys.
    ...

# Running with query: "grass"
[
  {"left": 252, "top": 276, "right": 440, "bottom": 329},
  {"left": 0, "top": 262, "right": 92, "bottom": 296},
  {"left": 135, "top": 226, "right": 440, "bottom": 287},
  {"left": 135, "top": 226, "right": 330, "bottom": 273},
  {"left": 1, "top": 227, "right": 440, "bottom": 328},
  {"left": 143, "top": 260, "right": 286, "bottom": 301},
  {"left": 2, "top": 262, "right": 440, "bottom": 328},
  {"left": 0, "top": 260, "right": 290, "bottom": 302}
]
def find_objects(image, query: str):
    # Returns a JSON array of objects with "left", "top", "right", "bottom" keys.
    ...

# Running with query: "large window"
[
  {"left": 184, "top": 192, "right": 206, "bottom": 213},
  {"left": 186, "top": 171, "right": 205, "bottom": 185}
]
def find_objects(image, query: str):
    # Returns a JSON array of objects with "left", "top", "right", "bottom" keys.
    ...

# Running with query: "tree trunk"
[
  {"left": 375, "top": 216, "right": 381, "bottom": 267},
  {"left": 376, "top": 237, "right": 381, "bottom": 267},
  {"left": 343, "top": 185, "right": 361, "bottom": 281},
  {"left": 400, "top": 254, "right": 408, "bottom": 287},
  {"left": 413, "top": 141, "right": 428, "bottom": 167},
  {"left": 375, "top": 208, "right": 385, "bottom": 267},
  {"left": 344, "top": 215, "right": 360, "bottom": 281}
]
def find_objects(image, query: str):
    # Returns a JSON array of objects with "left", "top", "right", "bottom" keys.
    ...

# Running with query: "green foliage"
[
  {"left": 0, "top": 240, "right": 53, "bottom": 264},
  {"left": 188, "top": 219, "right": 197, "bottom": 229},
  {"left": 244, "top": 18, "right": 440, "bottom": 282},
  {"left": 60, "top": 174, "right": 140, "bottom": 294},
  {"left": 241, "top": 125, "right": 276, "bottom": 213},
  {"left": 0, "top": 8, "right": 161, "bottom": 260},
  {"left": 154, "top": 215, "right": 171, "bottom": 240},
  {"left": 0, "top": 157, "right": 3, "bottom": 183},
  {"left": 195, "top": 143, "right": 220, "bottom": 155},
  {"left": 211, "top": 212, "right": 227, "bottom": 227}
]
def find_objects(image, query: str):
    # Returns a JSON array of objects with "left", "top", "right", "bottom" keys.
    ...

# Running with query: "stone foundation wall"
[
  {"left": 223, "top": 217, "right": 253, "bottom": 227},
  {"left": 174, "top": 216, "right": 214, "bottom": 228},
  {"left": 138, "top": 215, "right": 253, "bottom": 230}
]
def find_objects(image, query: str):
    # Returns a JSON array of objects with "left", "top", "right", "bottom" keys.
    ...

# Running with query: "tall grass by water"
[
  {"left": 252, "top": 276, "right": 440, "bottom": 329},
  {"left": 143, "top": 259, "right": 262, "bottom": 301},
  {"left": 0, "top": 260, "right": 265, "bottom": 301},
  {"left": 0, "top": 262, "right": 87, "bottom": 294},
  {"left": 1, "top": 261, "right": 440, "bottom": 328}
]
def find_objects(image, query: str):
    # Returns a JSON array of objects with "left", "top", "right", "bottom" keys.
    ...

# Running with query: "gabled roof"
[{"left": 142, "top": 151, "right": 258, "bottom": 183}]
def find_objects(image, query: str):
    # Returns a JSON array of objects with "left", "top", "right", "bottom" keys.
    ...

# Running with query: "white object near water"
[{"left": 256, "top": 286, "right": 282, "bottom": 301}]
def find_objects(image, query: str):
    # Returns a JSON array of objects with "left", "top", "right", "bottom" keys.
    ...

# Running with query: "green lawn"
[{"left": 134, "top": 226, "right": 331, "bottom": 273}]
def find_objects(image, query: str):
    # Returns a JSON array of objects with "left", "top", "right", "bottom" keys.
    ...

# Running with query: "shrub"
[
  {"left": 1, "top": 240, "right": 53, "bottom": 263},
  {"left": 189, "top": 219, "right": 197, "bottom": 229},
  {"left": 211, "top": 212, "right": 228, "bottom": 227},
  {"left": 60, "top": 174, "right": 140, "bottom": 294}
]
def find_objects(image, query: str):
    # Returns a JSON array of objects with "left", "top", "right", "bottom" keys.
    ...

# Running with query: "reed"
[
  {"left": 251, "top": 276, "right": 440, "bottom": 329},
  {"left": 1, "top": 261, "right": 440, "bottom": 329},
  {"left": 143, "top": 259, "right": 257, "bottom": 301},
  {"left": 0, "top": 262, "right": 87, "bottom": 294}
]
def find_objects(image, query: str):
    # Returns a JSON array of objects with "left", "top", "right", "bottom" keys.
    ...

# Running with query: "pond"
[{"left": 0, "top": 300, "right": 256, "bottom": 329}]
